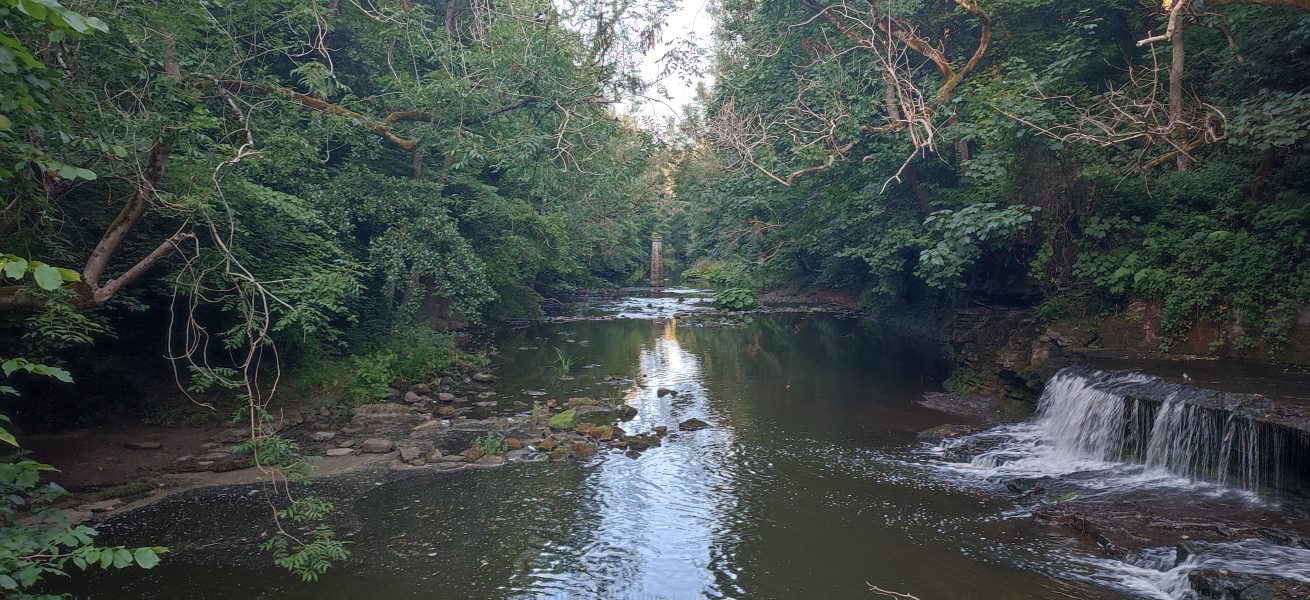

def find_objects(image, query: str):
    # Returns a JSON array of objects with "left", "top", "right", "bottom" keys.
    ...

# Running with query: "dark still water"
[{"left": 68, "top": 292, "right": 1131, "bottom": 599}]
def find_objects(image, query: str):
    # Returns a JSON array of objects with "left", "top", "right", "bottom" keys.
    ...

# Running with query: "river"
[{"left": 69, "top": 288, "right": 1249, "bottom": 598}]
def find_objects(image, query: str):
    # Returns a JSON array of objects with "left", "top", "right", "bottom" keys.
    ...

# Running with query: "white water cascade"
[{"left": 955, "top": 368, "right": 1292, "bottom": 495}]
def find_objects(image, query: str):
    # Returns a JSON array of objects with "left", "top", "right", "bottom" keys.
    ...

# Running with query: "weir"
[{"left": 1022, "top": 367, "right": 1310, "bottom": 499}]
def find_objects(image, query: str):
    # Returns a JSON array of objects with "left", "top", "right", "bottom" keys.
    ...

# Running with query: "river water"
[{"left": 71, "top": 289, "right": 1207, "bottom": 598}]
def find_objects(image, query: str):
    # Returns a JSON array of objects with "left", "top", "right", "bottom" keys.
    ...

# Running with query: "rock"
[
  {"left": 438, "top": 392, "right": 456, "bottom": 402},
  {"left": 653, "top": 426, "right": 668, "bottom": 436},
  {"left": 325, "top": 448, "right": 355, "bottom": 457},
  {"left": 472, "top": 373, "right": 496, "bottom": 383},
  {"left": 537, "top": 439, "right": 558, "bottom": 452},
  {"left": 571, "top": 442, "right": 596, "bottom": 459},
  {"left": 360, "top": 438, "right": 395, "bottom": 454},
  {"left": 574, "top": 405, "right": 617, "bottom": 425},
  {"left": 548, "top": 447, "right": 572, "bottom": 461},
  {"left": 175, "top": 455, "right": 194, "bottom": 462},
  {"left": 439, "top": 454, "right": 464, "bottom": 463},
  {"left": 678, "top": 418, "right": 710, "bottom": 431},
  {"left": 77, "top": 499, "right": 123, "bottom": 513},
  {"left": 505, "top": 449, "right": 531, "bottom": 462},
  {"left": 917, "top": 392, "right": 1003, "bottom": 421},
  {"left": 626, "top": 450, "right": 641, "bottom": 459},
  {"left": 123, "top": 441, "right": 162, "bottom": 450},
  {"left": 198, "top": 452, "right": 230, "bottom": 461},
  {"left": 338, "top": 439, "right": 356, "bottom": 448},
  {"left": 216, "top": 428, "right": 247, "bottom": 443},
  {"left": 657, "top": 387, "right": 678, "bottom": 397},
  {"left": 412, "top": 420, "right": 444, "bottom": 432},
  {"left": 916, "top": 423, "right": 986, "bottom": 443},
  {"left": 506, "top": 438, "right": 524, "bottom": 450},
  {"left": 426, "top": 448, "right": 444, "bottom": 461},
  {"left": 403, "top": 391, "right": 424, "bottom": 404},
  {"left": 616, "top": 405, "right": 638, "bottom": 421},
  {"left": 475, "top": 455, "right": 505, "bottom": 466},
  {"left": 311, "top": 431, "right": 337, "bottom": 442},
  {"left": 211, "top": 456, "right": 256, "bottom": 472},
  {"left": 436, "top": 405, "right": 457, "bottom": 417},
  {"left": 463, "top": 448, "right": 484, "bottom": 462},
  {"left": 397, "top": 446, "right": 423, "bottom": 463},
  {"left": 58, "top": 509, "right": 93, "bottom": 526},
  {"left": 548, "top": 409, "right": 578, "bottom": 430},
  {"left": 352, "top": 404, "right": 412, "bottom": 421}
]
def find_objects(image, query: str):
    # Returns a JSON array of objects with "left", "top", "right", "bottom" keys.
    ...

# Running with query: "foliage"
[
  {"left": 471, "top": 433, "right": 509, "bottom": 456},
  {"left": 551, "top": 347, "right": 577, "bottom": 379},
  {"left": 0, "top": 359, "right": 164, "bottom": 598},
  {"left": 342, "top": 328, "right": 465, "bottom": 406},
  {"left": 674, "top": 0, "right": 1310, "bottom": 353},
  {"left": 714, "top": 287, "right": 758, "bottom": 311}
]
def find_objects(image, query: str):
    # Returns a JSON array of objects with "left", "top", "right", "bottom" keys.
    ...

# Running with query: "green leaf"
[
  {"left": 112, "top": 548, "right": 133, "bottom": 569},
  {"left": 56, "top": 267, "right": 80, "bottom": 282},
  {"left": 32, "top": 264, "right": 62, "bottom": 290},
  {"left": 2, "top": 257, "right": 27, "bottom": 279},
  {"left": 133, "top": 547, "right": 162, "bottom": 569},
  {"left": 0, "top": 574, "right": 15, "bottom": 590},
  {"left": 0, "top": 114, "right": 10, "bottom": 131},
  {"left": 0, "top": 427, "right": 16, "bottom": 447}
]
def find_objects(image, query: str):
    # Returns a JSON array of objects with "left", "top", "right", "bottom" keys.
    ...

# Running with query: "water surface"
[{"left": 71, "top": 291, "right": 1133, "bottom": 599}]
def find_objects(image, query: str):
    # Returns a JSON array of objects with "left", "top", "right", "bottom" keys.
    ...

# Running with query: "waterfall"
[{"left": 959, "top": 367, "right": 1303, "bottom": 498}]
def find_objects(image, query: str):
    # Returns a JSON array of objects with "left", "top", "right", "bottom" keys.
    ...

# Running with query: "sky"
[{"left": 630, "top": 0, "right": 716, "bottom": 126}]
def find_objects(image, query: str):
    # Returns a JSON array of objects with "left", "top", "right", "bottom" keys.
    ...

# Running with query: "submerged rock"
[
  {"left": 679, "top": 418, "right": 710, "bottom": 431},
  {"left": 916, "top": 423, "right": 986, "bottom": 443},
  {"left": 657, "top": 387, "right": 678, "bottom": 398},
  {"left": 1190, "top": 569, "right": 1310, "bottom": 600}
]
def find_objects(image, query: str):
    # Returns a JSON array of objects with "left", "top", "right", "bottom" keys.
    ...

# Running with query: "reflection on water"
[{"left": 68, "top": 300, "right": 1135, "bottom": 599}]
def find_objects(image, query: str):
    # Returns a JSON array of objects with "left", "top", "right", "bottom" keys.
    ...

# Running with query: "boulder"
[
  {"left": 436, "top": 405, "right": 457, "bottom": 416},
  {"left": 475, "top": 455, "right": 505, "bottom": 466},
  {"left": 403, "top": 391, "right": 424, "bottom": 404},
  {"left": 574, "top": 405, "right": 617, "bottom": 425},
  {"left": 506, "top": 438, "right": 524, "bottom": 450},
  {"left": 438, "top": 392, "right": 457, "bottom": 402},
  {"left": 616, "top": 405, "right": 638, "bottom": 421},
  {"left": 412, "top": 420, "right": 444, "bottom": 432},
  {"left": 537, "top": 439, "right": 558, "bottom": 452},
  {"left": 472, "top": 373, "right": 496, "bottom": 383},
  {"left": 425, "top": 448, "right": 444, "bottom": 461},
  {"left": 360, "top": 438, "right": 395, "bottom": 454},
  {"left": 325, "top": 448, "right": 355, "bottom": 457},
  {"left": 548, "top": 409, "right": 578, "bottom": 430},
  {"left": 310, "top": 431, "right": 337, "bottom": 442},
  {"left": 678, "top": 418, "right": 710, "bottom": 431},
  {"left": 398, "top": 446, "right": 423, "bottom": 463},
  {"left": 653, "top": 426, "right": 668, "bottom": 436}
]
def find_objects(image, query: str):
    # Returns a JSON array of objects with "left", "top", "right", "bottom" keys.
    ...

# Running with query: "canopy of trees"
[{"left": 674, "top": 0, "right": 1310, "bottom": 352}]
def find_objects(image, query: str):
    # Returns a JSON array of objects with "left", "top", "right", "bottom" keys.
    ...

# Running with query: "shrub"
[{"left": 714, "top": 287, "right": 758, "bottom": 311}]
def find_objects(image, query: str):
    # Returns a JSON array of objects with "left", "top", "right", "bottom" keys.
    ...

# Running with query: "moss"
[{"left": 548, "top": 409, "right": 577, "bottom": 430}]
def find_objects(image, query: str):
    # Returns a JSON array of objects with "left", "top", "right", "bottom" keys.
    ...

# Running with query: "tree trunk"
[{"left": 1169, "top": 24, "right": 1191, "bottom": 171}]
